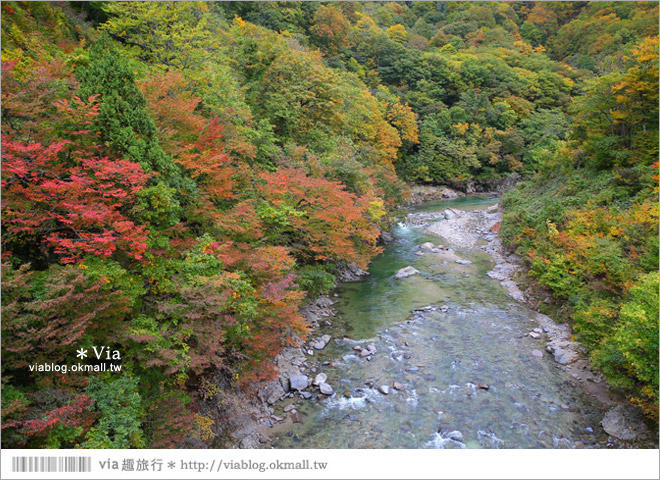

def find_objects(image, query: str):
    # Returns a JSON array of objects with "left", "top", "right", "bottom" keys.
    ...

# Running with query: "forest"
[{"left": 1, "top": 1, "right": 658, "bottom": 448}]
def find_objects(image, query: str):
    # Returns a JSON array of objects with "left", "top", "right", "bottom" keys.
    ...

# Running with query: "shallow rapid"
[{"left": 270, "top": 196, "right": 609, "bottom": 448}]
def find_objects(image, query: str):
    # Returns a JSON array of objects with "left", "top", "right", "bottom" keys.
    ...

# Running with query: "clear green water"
[{"left": 270, "top": 196, "right": 608, "bottom": 449}]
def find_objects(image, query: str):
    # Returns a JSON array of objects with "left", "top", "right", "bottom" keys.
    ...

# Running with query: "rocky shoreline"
[
  {"left": 228, "top": 261, "right": 368, "bottom": 448},
  {"left": 414, "top": 197, "right": 655, "bottom": 446},
  {"left": 228, "top": 188, "right": 654, "bottom": 448}
]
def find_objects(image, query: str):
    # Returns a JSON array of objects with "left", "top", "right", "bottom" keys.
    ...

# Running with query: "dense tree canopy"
[{"left": 1, "top": 1, "right": 658, "bottom": 447}]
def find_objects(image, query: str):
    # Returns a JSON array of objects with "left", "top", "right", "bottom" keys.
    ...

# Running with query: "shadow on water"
[{"left": 271, "top": 196, "right": 609, "bottom": 449}]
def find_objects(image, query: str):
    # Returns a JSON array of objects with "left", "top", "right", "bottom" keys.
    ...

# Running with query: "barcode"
[{"left": 11, "top": 456, "right": 91, "bottom": 473}]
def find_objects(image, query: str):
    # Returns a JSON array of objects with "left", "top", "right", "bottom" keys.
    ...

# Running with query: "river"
[{"left": 269, "top": 196, "right": 610, "bottom": 449}]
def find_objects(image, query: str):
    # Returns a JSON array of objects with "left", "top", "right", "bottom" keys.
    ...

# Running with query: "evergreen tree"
[{"left": 75, "top": 34, "right": 181, "bottom": 183}]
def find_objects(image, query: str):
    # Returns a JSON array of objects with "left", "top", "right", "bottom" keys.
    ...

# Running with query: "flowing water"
[{"left": 270, "top": 196, "right": 609, "bottom": 449}]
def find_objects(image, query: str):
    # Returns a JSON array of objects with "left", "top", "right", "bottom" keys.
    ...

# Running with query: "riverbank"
[
  {"left": 417, "top": 199, "right": 655, "bottom": 446},
  {"left": 227, "top": 193, "right": 654, "bottom": 448}
]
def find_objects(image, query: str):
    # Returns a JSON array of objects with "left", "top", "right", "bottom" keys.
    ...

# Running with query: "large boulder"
[
  {"left": 289, "top": 375, "right": 309, "bottom": 391},
  {"left": 394, "top": 266, "right": 420, "bottom": 279},
  {"left": 601, "top": 405, "right": 650, "bottom": 441}
]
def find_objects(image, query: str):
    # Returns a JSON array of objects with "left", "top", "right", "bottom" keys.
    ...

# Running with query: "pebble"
[
  {"left": 415, "top": 251, "right": 425, "bottom": 256},
  {"left": 529, "top": 332, "right": 542, "bottom": 339},
  {"left": 378, "top": 385, "right": 390, "bottom": 395},
  {"left": 477, "top": 383, "right": 490, "bottom": 390},
  {"left": 455, "top": 259, "right": 472, "bottom": 265},
  {"left": 392, "top": 382, "right": 405, "bottom": 391},
  {"left": 300, "top": 391, "right": 312, "bottom": 399},
  {"left": 283, "top": 404, "right": 296, "bottom": 413},
  {"left": 532, "top": 350, "right": 544, "bottom": 358},
  {"left": 584, "top": 427, "right": 594, "bottom": 434}
]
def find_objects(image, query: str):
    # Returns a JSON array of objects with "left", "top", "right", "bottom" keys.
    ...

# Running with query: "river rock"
[
  {"left": 313, "top": 373, "right": 328, "bottom": 386},
  {"left": 455, "top": 259, "right": 472, "bottom": 265},
  {"left": 312, "top": 334, "right": 332, "bottom": 350},
  {"left": 394, "top": 266, "right": 420, "bottom": 279},
  {"left": 380, "top": 231, "right": 394, "bottom": 244},
  {"left": 601, "top": 405, "right": 649, "bottom": 441},
  {"left": 289, "top": 375, "right": 309, "bottom": 391},
  {"left": 545, "top": 341, "right": 580, "bottom": 365},
  {"left": 258, "top": 381, "right": 285, "bottom": 405},
  {"left": 420, "top": 242, "right": 435, "bottom": 250},
  {"left": 378, "top": 385, "right": 390, "bottom": 395},
  {"left": 414, "top": 251, "right": 425, "bottom": 256},
  {"left": 414, "top": 305, "right": 433, "bottom": 312},
  {"left": 319, "top": 383, "right": 334, "bottom": 395},
  {"left": 300, "top": 391, "right": 312, "bottom": 399},
  {"left": 336, "top": 262, "right": 369, "bottom": 282},
  {"left": 529, "top": 332, "right": 542, "bottom": 339},
  {"left": 443, "top": 208, "right": 459, "bottom": 219},
  {"left": 531, "top": 349, "right": 544, "bottom": 358},
  {"left": 392, "top": 382, "right": 405, "bottom": 391},
  {"left": 447, "top": 431, "right": 464, "bottom": 442},
  {"left": 283, "top": 404, "right": 296, "bottom": 413}
]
